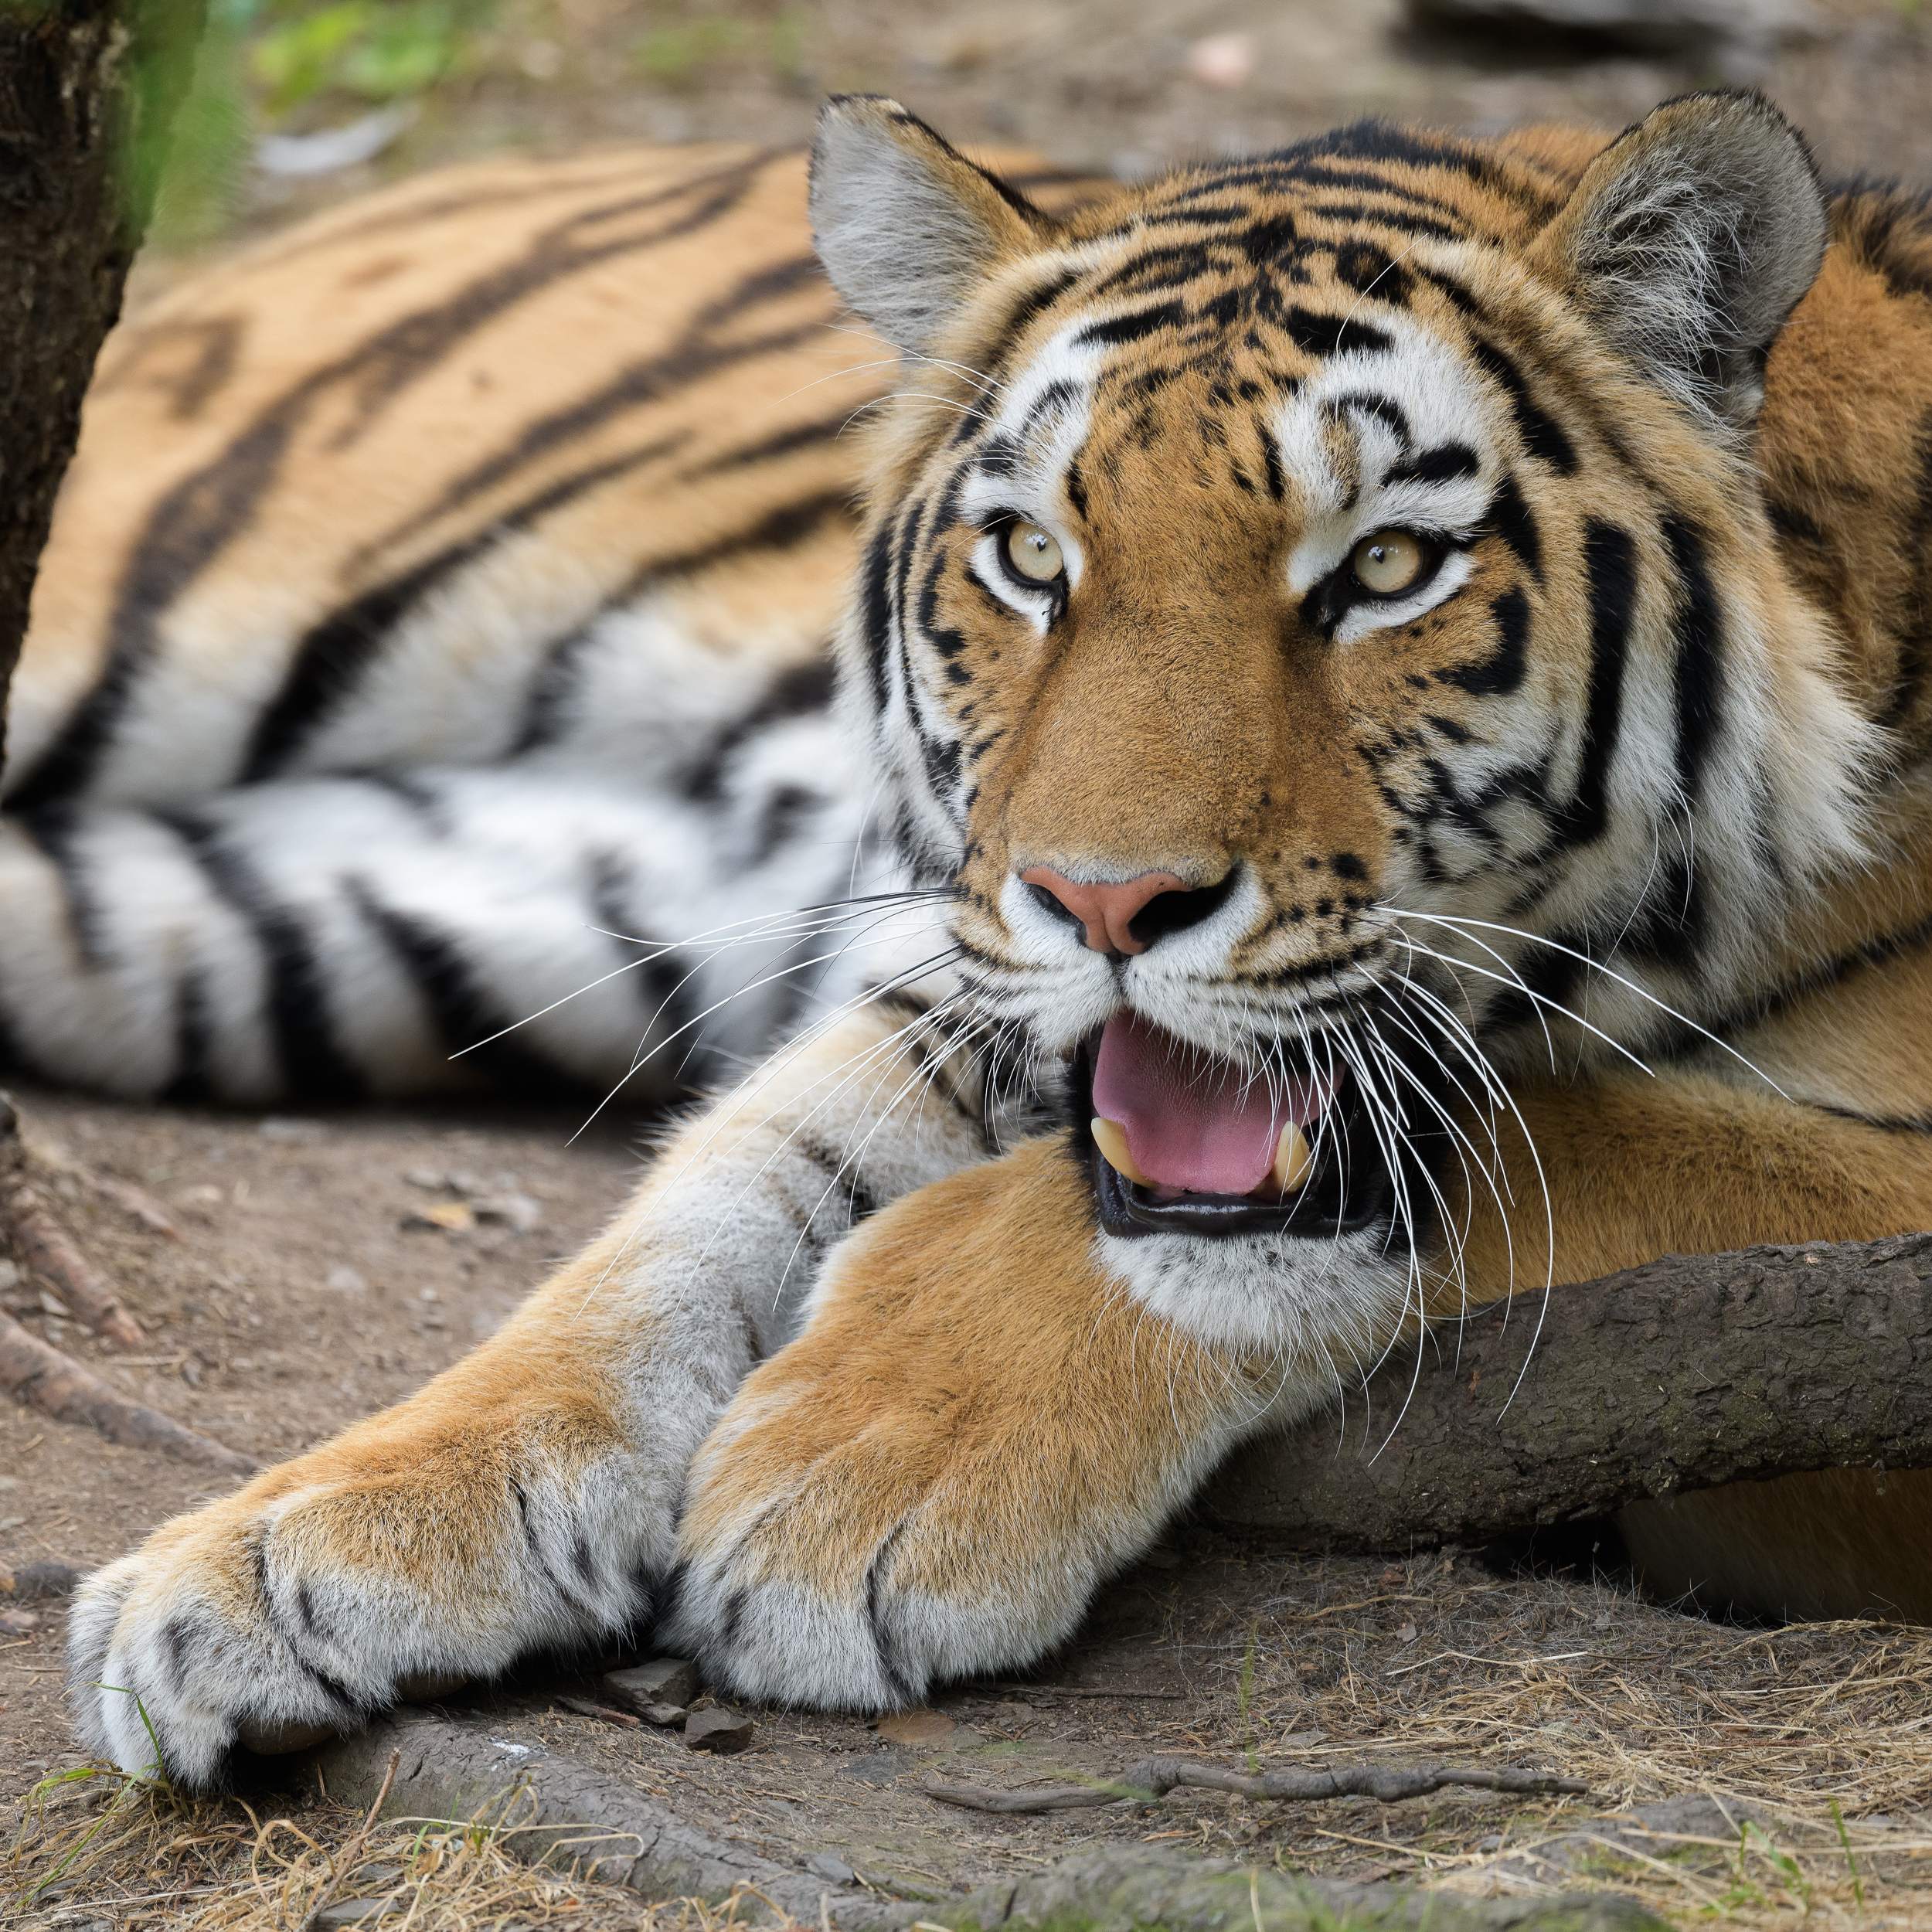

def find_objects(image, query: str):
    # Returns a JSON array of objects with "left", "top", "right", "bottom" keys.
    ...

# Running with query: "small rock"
[
  {"left": 0, "top": 1476, "right": 17, "bottom": 1492},
  {"left": 403, "top": 1167, "right": 446, "bottom": 1192},
  {"left": 637, "top": 1701, "right": 687, "bottom": 1726},
  {"left": 1, "top": 1560, "right": 81, "bottom": 1600},
  {"left": 325, "top": 1267, "right": 369, "bottom": 1294},
  {"left": 808, "top": 1852, "right": 858, "bottom": 1884},
  {"left": 472, "top": 1192, "right": 541, "bottom": 1234},
  {"left": 0, "top": 1260, "right": 19, "bottom": 1292},
  {"left": 992, "top": 1699, "right": 1035, "bottom": 1727},
  {"left": 873, "top": 1708, "right": 954, "bottom": 1747},
  {"left": 257, "top": 1117, "right": 321, "bottom": 1143},
  {"left": 683, "top": 1706, "right": 754, "bottom": 1754},
  {"left": 1396, "top": 1621, "right": 1420, "bottom": 1644},
  {"left": 604, "top": 1656, "right": 702, "bottom": 1711},
  {"left": 403, "top": 1202, "right": 474, "bottom": 1234},
  {"left": 179, "top": 1183, "right": 224, "bottom": 1210},
  {"left": 0, "top": 1607, "right": 40, "bottom": 1636}
]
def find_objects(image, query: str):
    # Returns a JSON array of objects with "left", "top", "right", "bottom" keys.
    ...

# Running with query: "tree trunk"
[
  {"left": 1211, "top": 1233, "right": 1932, "bottom": 1549},
  {"left": 0, "top": 0, "right": 206, "bottom": 765}
]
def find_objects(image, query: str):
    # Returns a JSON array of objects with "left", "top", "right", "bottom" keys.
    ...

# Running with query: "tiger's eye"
[
  {"left": 1005, "top": 519, "right": 1065, "bottom": 585},
  {"left": 1350, "top": 528, "right": 1428, "bottom": 597}
]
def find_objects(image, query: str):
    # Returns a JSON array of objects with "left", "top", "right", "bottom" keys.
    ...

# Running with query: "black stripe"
[
  {"left": 1815, "top": 1103, "right": 1932, "bottom": 1135},
  {"left": 789, "top": 1132, "right": 884, "bottom": 1228},
  {"left": 856, "top": 515, "right": 898, "bottom": 718},
  {"left": 13, "top": 804, "right": 111, "bottom": 969},
  {"left": 516, "top": 490, "right": 851, "bottom": 751},
  {"left": 1555, "top": 521, "right": 1637, "bottom": 849},
  {"left": 584, "top": 848, "right": 709, "bottom": 1063},
  {"left": 1697, "top": 907, "right": 1932, "bottom": 1049},
  {"left": 980, "top": 267, "right": 1081, "bottom": 374},
  {"left": 347, "top": 879, "right": 586, "bottom": 1097},
  {"left": 511, "top": 1478, "right": 599, "bottom": 1624},
  {"left": 159, "top": 962, "right": 215, "bottom": 1107},
  {"left": 863, "top": 1524, "right": 920, "bottom": 1706},
  {"left": 160, "top": 811, "right": 366, "bottom": 1102},
  {"left": 682, "top": 657, "right": 836, "bottom": 804},
  {"left": 1281, "top": 308, "right": 1393, "bottom": 360},
  {"left": 1332, "top": 391, "right": 1410, "bottom": 446},
  {"left": 1662, "top": 515, "right": 1725, "bottom": 810},
  {"left": 250, "top": 1536, "right": 362, "bottom": 1715},
  {"left": 245, "top": 429, "right": 692, "bottom": 781},
  {"left": 1484, "top": 471, "right": 1542, "bottom": 579},
  {"left": 1076, "top": 300, "right": 1188, "bottom": 349},
  {"left": 1385, "top": 440, "right": 1478, "bottom": 486},
  {"left": 1437, "top": 588, "right": 1530, "bottom": 696},
  {"left": 1301, "top": 195, "right": 1466, "bottom": 243},
  {"left": 676, "top": 410, "right": 849, "bottom": 479},
  {"left": 1467, "top": 336, "right": 1577, "bottom": 474},
  {"left": 366, "top": 263, "right": 823, "bottom": 563}
]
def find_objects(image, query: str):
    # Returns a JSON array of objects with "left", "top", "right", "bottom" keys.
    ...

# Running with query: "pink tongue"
[{"left": 1092, "top": 1012, "right": 1328, "bottom": 1198}]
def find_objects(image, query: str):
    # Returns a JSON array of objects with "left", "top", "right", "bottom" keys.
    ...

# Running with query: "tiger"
[{"left": 43, "top": 87, "right": 1932, "bottom": 1791}]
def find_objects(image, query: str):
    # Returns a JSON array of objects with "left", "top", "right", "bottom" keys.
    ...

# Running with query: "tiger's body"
[
  {"left": 47, "top": 96, "right": 1932, "bottom": 1790},
  {"left": 2, "top": 145, "right": 896, "bottom": 1106}
]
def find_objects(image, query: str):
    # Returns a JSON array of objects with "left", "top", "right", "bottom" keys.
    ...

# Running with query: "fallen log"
[{"left": 1212, "top": 1233, "right": 1932, "bottom": 1549}]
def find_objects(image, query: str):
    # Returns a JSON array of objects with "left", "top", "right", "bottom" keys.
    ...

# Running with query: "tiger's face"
[{"left": 813, "top": 94, "right": 1872, "bottom": 1342}]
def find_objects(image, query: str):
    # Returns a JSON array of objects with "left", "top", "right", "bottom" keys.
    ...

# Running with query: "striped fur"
[{"left": 62, "top": 96, "right": 1932, "bottom": 1787}]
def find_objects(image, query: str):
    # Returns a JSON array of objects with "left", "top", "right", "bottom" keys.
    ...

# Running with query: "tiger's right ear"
[{"left": 810, "top": 95, "right": 1051, "bottom": 355}]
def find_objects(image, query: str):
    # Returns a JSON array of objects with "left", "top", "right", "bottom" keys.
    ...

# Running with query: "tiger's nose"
[{"left": 1019, "top": 866, "right": 1228, "bottom": 957}]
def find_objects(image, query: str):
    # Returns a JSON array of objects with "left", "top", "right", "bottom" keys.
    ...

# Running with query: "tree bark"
[
  {"left": 1210, "top": 1233, "right": 1932, "bottom": 1549},
  {"left": 0, "top": 0, "right": 206, "bottom": 764}
]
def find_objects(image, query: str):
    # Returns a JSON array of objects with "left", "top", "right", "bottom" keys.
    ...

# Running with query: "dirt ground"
[{"left": 12, "top": 0, "right": 1932, "bottom": 1924}]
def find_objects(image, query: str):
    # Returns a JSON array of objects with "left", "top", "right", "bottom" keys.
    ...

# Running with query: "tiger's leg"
[
  {"left": 67, "top": 994, "right": 988, "bottom": 1787},
  {"left": 671, "top": 1067, "right": 1932, "bottom": 1706},
  {"left": 669, "top": 1134, "right": 1353, "bottom": 1706}
]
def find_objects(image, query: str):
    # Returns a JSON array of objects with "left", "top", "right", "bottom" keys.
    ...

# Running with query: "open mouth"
[{"left": 1073, "top": 1012, "right": 1397, "bottom": 1240}]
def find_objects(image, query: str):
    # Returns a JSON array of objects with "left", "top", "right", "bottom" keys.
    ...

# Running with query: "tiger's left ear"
[
  {"left": 1531, "top": 91, "right": 1825, "bottom": 435},
  {"left": 810, "top": 95, "right": 1053, "bottom": 355}
]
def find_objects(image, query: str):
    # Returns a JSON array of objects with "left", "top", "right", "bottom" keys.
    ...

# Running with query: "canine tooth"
[
  {"left": 1271, "top": 1122, "right": 1314, "bottom": 1194},
  {"left": 1090, "top": 1117, "right": 1151, "bottom": 1187}
]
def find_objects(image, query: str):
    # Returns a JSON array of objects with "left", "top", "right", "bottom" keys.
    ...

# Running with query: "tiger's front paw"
[
  {"left": 70, "top": 1404, "right": 669, "bottom": 1787},
  {"left": 668, "top": 1370, "right": 1094, "bottom": 1708},
  {"left": 666, "top": 1141, "right": 1239, "bottom": 1709}
]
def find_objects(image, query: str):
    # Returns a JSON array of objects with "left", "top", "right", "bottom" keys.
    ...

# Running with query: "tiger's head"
[{"left": 811, "top": 92, "right": 1877, "bottom": 1347}]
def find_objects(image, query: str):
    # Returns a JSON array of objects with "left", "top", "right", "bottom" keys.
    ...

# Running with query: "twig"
[
  {"left": 0, "top": 1309, "right": 255, "bottom": 1474},
  {"left": 556, "top": 1693, "right": 642, "bottom": 1728},
  {"left": 301, "top": 1745, "right": 400, "bottom": 1931},
  {"left": 924, "top": 1756, "right": 1583, "bottom": 1816},
  {"left": 0, "top": 1102, "right": 141, "bottom": 1347}
]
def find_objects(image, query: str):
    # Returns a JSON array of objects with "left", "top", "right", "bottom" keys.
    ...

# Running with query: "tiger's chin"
[{"left": 1064, "top": 1010, "right": 1425, "bottom": 1355}]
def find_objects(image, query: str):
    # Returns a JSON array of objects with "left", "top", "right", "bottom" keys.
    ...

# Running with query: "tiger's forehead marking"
[{"left": 958, "top": 212, "right": 1505, "bottom": 565}]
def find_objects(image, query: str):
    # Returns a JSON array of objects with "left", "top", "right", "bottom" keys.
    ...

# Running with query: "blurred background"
[{"left": 149, "top": 0, "right": 1932, "bottom": 265}]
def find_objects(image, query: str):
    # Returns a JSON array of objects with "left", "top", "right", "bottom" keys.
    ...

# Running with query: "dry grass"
[
  {"left": 11, "top": 1552, "right": 1932, "bottom": 1928},
  {"left": 1138, "top": 1549, "right": 1932, "bottom": 1929},
  {"left": 3, "top": 1764, "right": 804, "bottom": 1931}
]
